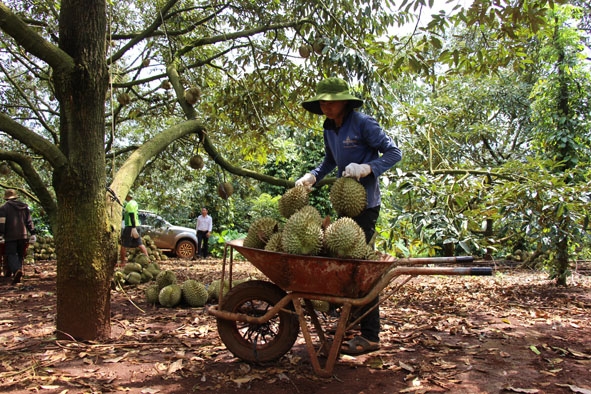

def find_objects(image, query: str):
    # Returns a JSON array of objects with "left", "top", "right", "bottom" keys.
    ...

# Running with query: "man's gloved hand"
[
  {"left": 342, "top": 163, "right": 371, "bottom": 180},
  {"left": 295, "top": 173, "right": 316, "bottom": 191},
  {"left": 29, "top": 235, "right": 37, "bottom": 244},
  {"left": 131, "top": 227, "right": 140, "bottom": 239}
]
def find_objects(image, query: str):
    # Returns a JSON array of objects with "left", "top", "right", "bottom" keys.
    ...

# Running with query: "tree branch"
[
  {"left": 176, "top": 18, "right": 313, "bottom": 57},
  {"left": 0, "top": 113, "right": 67, "bottom": 169},
  {"left": 0, "top": 150, "right": 58, "bottom": 227},
  {"left": 0, "top": 2, "right": 75, "bottom": 74}
]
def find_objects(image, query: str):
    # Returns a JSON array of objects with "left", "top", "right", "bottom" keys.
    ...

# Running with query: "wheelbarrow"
[{"left": 207, "top": 239, "right": 493, "bottom": 378}]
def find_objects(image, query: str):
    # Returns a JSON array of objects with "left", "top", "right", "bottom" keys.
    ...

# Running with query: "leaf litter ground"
[{"left": 1, "top": 258, "right": 590, "bottom": 394}]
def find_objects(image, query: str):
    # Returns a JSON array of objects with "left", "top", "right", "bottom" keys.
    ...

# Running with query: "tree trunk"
[{"left": 52, "top": 0, "right": 113, "bottom": 340}]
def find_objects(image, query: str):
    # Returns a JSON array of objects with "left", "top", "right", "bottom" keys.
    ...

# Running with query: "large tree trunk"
[{"left": 52, "top": 0, "right": 113, "bottom": 340}]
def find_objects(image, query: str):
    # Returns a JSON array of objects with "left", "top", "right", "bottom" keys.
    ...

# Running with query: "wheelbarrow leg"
[{"left": 293, "top": 299, "right": 352, "bottom": 378}]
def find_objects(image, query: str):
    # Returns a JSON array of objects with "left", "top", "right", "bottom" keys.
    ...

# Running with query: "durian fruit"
[
  {"left": 141, "top": 269, "right": 154, "bottom": 282},
  {"left": 0, "top": 163, "right": 10, "bottom": 175},
  {"left": 134, "top": 254, "right": 150, "bottom": 267},
  {"left": 184, "top": 87, "right": 201, "bottom": 105},
  {"left": 117, "top": 92, "right": 131, "bottom": 105},
  {"left": 123, "top": 262, "right": 142, "bottom": 274},
  {"left": 126, "top": 271, "right": 142, "bottom": 285},
  {"left": 145, "top": 263, "right": 161, "bottom": 277},
  {"left": 313, "top": 38, "right": 325, "bottom": 55},
  {"left": 330, "top": 177, "right": 367, "bottom": 218},
  {"left": 281, "top": 206, "right": 323, "bottom": 256},
  {"left": 145, "top": 284, "right": 160, "bottom": 304},
  {"left": 295, "top": 205, "right": 323, "bottom": 225},
  {"left": 243, "top": 217, "right": 279, "bottom": 249},
  {"left": 278, "top": 185, "right": 309, "bottom": 219},
  {"left": 310, "top": 299, "right": 330, "bottom": 313},
  {"left": 217, "top": 182, "right": 234, "bottom": 199},
  {"left": 365, "top": 245, "right": 382, "bottom": 261},
  {"left": 156, "top": 270, "right": 177, "bottom": 290},
  {"left": 324, "top": 217, "right": 367, "bottom": 259},
  {"left": 207, "top": 279, "right": 230, "bottom": 302},
  {"left": 189, "top": 155, "right": 204, "bottom": 169},
  {"left": 159, "top": 284, "right": 182, "bottom": 307},
  {"left": 264, "top": 231, "right": 283, "bottom": 252},
  {"left": 298, "top": 44, "right": 311, "bottom": 58},
  {"left": 182, "top": 279, "right": 209, "bottom": 307}
]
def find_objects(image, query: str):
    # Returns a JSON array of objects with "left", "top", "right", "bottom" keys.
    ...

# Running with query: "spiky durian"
[
  {"left": 156, "top": 270, "right": 177, "bottom": 290},
  {"left": 365, "top": 245, "right": 382, "bottom": 261},
  {"left": 243, "top": 217, "right": 278, "bottom": 249},
  {"left": 145, "top": 284, "right": 160, "bottom": 304},
  {"left": 281, "top": 206, "right": 323, "bottom": 256},
  {"left": 159, "top": 284, "right": 182, "bottom": 307},
  {"left": 126, "top": 271, "right": 142, "bottom": 285},
  {"left": 182, "top": 279, "right": 209, "bottom": 307},
  {"left": 141, "top": 269, "right": 153, "bottom": 282},
  {"left": 217, "top": 182, "right": 234, "bottom": 199},
  {"left": 264, "top": 231, "right": 283, "bottom": 252},
  {"left": 117, "top": 92, "right": 131, "bottom": 105},
  {"left": 310, "top": 300, "right": 330, "bottom": 313},
  {"left": 278, "top": 186, "right": 309, "bottom": 219},
  {"left": 123, "top": 262, "right": 142, "bottom": 274},
  {"left": 189, "top": 155, "right": 204, "bottom": 169},
  {"left": 146, "top": 263, "right": 160, "bottom": 277},
  {"left": 330, "top": 177, "right": 367, "bottom": 218},
  {"left": 323, "top": 217, "right": 367, "bottom": 259},
  {"left": 207, "top": 279, "right": 230, "bottom": 302},
  {"left": 295, "top": 205, "right": 323, "bottom": 225},
  {"left": 134, "top": 254, "right": 150, "bottom": 267},
  {"left": 184, "top": 86, "right": 201, "bottom": 105}
]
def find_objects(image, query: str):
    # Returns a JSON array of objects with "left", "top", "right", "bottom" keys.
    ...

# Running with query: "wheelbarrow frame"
[{"left": 207, "top": 239, "right": 492, "bottom": 378}]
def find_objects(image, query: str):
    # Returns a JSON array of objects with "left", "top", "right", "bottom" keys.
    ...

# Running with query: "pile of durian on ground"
[
  {"left": 114, "top": 237, "right": 242, "bottom": 308},
  {"left": 244, "top": 178, "right": 381, "bottom": 261}
]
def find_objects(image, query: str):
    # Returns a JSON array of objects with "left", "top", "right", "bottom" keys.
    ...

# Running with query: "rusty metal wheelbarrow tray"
[{"left": 226, "top": 238, "right": 398, "bottom": 298}]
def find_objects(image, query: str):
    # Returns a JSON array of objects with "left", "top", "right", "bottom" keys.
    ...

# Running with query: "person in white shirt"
[{"left": 195, "top": 207, "right": 212, "bottom": 259}]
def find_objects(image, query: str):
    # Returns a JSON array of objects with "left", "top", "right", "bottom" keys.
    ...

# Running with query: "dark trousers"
[
  {"left": 197, "top": 230, "right": 209, "bottom": 258},
  {"left": 3, "top": 240, "right": 27, "bottom": 275},
  {"left": 352, "top": 206, "right": 381, "bottom": 342}
]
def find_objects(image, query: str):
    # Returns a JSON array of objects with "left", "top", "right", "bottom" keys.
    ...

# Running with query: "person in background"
[
  {"left": 0, "top": 189, "right": 36, "bottom": 284},
  {"left": 119, "top": 192, "right": 148, "bottom": 265},
  {"left": 296, "top": 77, "right": 402, "bottom": 355},
  {"left": 195, "top": 207, "right": 212, "bottom": 259}
]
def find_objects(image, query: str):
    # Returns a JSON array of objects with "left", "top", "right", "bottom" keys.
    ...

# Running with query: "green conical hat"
[{"left": 302, "top": 77, "right": 363, "bottom": 115}]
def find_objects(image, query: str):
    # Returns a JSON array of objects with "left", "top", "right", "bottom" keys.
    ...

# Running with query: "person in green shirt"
[{"left": 119, "top": 192, "right": 148, "bottom": 265}]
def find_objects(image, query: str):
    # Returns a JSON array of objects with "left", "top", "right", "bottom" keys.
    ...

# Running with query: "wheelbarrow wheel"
[{"left": 217, "top": 280, "right": 300, "bottom": 363}]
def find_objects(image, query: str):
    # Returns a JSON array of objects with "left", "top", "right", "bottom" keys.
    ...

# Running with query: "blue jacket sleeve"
[{"left": 361, "top": 116, "right": 402, "bottom": 177}]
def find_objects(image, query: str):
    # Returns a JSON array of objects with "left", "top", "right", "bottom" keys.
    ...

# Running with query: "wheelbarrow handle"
[{"left": 469, "top": 267, "right": 493, "bottom": 276}]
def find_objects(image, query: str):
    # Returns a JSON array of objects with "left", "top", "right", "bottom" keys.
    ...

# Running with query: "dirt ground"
[{"left": 1, "top": 257, "right": 590, "bottom": 394}]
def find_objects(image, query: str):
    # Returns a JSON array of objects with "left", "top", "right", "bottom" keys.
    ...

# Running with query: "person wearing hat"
[
  {"left": 296, "top": 77, "right": 402, "bottom": 354},
  {"left": 119, "top": 192, "right": 149, "bottom": 265},
  {"left": 0, "top": 189, "right": 36, "bottom": 284}
]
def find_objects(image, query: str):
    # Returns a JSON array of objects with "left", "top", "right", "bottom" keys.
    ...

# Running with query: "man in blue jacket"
[{"left": 296, "top": 77, "right": 402, "bottom": 354}]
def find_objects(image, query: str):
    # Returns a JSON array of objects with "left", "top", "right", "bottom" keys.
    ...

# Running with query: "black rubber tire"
[
  {"left": 175, "top": 239, "right": 195, "bottom": 259},
  {"left": 217, "top": 280, "right": 300, "bottom": 363}
]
